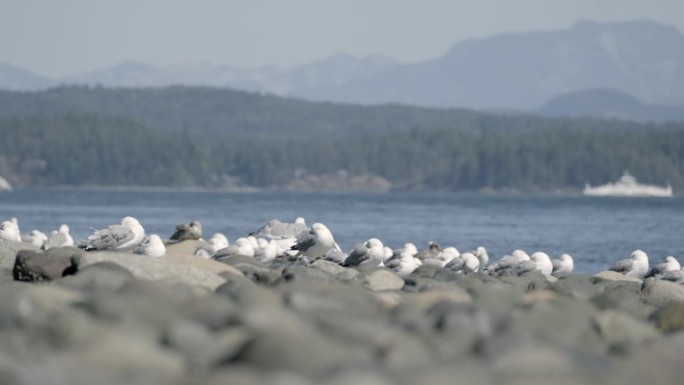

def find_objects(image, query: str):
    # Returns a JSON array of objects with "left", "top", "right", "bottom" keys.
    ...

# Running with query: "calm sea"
[{"left": 2, "top": 187, "right": 684, "bottom": 274}]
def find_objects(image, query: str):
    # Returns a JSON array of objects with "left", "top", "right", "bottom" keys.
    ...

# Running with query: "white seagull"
[
  {"left": 645, "top": 256, "right": 681, "bottom": 278},
  {"left": 22, "top": 230, "right": 48, "bottom": 248},
  {"left": 551, "top": 254, "right": 574, "bottom": 277},
  {"left": 343, "top": 238, "right": 385, "bottom": 269},
  {"left": 386, "top": 251, "right": 422, "bottom": 277},
  {"left": 134, "top": 234, "right": 166, "bottom": 257},
  {"left": 530, "top": 252, "right": 553, "bottom": 276},
  {"left": 0, "top": 220, "right": 21, "bottom": 242},
  {"left": 290, "top": 223, "right": 335, "bottom": 260},
  {"left": 82, "top": 216, "right": 145, "bottom": 251},
  {"left": 609, "top": 249, "right": 649, "bottom": 278},
  {"left": 44, "top": 224, "right": 74, "bottom": 249}
]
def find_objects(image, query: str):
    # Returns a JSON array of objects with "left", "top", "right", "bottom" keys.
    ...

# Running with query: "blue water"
[{"left": 2, "top": 187, "right": 684, "bottom": 274}]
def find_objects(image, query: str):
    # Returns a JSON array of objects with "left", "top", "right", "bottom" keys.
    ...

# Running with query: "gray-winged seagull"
[{"left": 82, "top": 216, "right": 145, "bottom": 251}]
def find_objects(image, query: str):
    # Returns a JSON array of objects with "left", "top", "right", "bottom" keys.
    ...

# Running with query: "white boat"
[
  {"left": 0, "top": 175, "right": 11, "bottom": 192},
  {"left": 582, "top": 172, "right": 673, "bottom": 197}
]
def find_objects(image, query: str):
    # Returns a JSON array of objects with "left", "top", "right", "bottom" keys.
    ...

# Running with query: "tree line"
[{"left": 1, "top": 112, "right": 683, "bottom": 191}]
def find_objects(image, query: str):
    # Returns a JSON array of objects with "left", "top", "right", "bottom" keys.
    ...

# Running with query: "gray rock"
[
  {"left": 392, "top": 363, "right": 492, "bottom": 385},
  {"left": 201, "top": 365, "right": 313, "bottom": 385},
  {"left": 591, "top": 281, "right": 655, "bottom": 320},
  {"left": 498, "top": 271, "right": 551, "bottom": 291},
  {"left": 323, "top": 370, "right": 395, "bottom": 385},
  {"left": 76, "top": 280, "right": 202, "bottom": 337},
  {"left": 491, "top": 297, "right": 605, "bottom": 356},
  {"left": 54, "top": 261, "right": 134, "bottom": 292},
  {"left": 280, "top": 264, "right": 336, "bottom": 285},
  {"left": 336, "top": 267, "right": 360, "bottom": 281},
  {"left": 549, "top": 275, "right": 599, "bottom": 300},
  {"left": 593, "top": 270, "right": 643, "bottom": 283},
  {"left": 651, "top": 302, "right": 684, "bottom": 333},
  {"left": 31, "top": 330, "right": 186, "bottom": 385},
  {"left": 12, "top": 249, "right": 77, "bottom": 281},
  {"left": 640, "top": 278, "right": 684, "bottom": 307},
  {"left": 216, "top": 254, "right": 281, "bottom": 285},
  {"left": 311, "top": 259, "right": 348, "bottom": 275},
  {"left": 489, "top": 340, "right": 611, "bottom": 385},
  {"left": 0, "top": 239, "right": 40, "bottom": 270},
  {"left": 593, "top": 309, "right": 660, "bottom": 349},
  {"left": 162, "top": 319, "right": 252, "bottom": 372},
  {"left": 364, "top": 269, "right": 405, "bottom": 291},
  {"left": 235, "top": 326, "right": 374, "bottom": 377},
  {"left": 615, "top": 331, "right": 684, "bottom": 385},
  {"left": 284, "top": 283, "right": 387, "bottom": 323},
  {"left": 181, "top": 295, "right": 242, "bottom": 330},
  {"left": 409, "top": 264, "right": 442, "bottom": 278},
  {"left": 77, "top": 250, "right": 238, "bottom": 290}
]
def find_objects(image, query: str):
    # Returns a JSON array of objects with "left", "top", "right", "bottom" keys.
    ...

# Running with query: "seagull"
[
  {"left": 389, "top": 242, "right": 418, "bottom": 262},
  {"left": 22, "top": 230, "right": 48, "bottom": 248},
  {"left": 0, "top": 220, "right": 21, "bottom": 242},
  {"left": 208, "top": 233, "right": 229, "bottom": 250},
  {"left": 475, "top": 246, "right": 489, "bottom": 268},
  {"left": 254, "top": 239, "right": 278, "bottom": 263},
  {"left": 530, "top": 252, "right": 553, "bottom": 275},
  {"left": 551, "top": 254, "right": 574, "bottom": 277},
  {"left": 645, "top": 256, "right": 681, "bottom": 278},
  {"left": 609, "top": 249, "right": 649, "bottom": 278},
  {"left": 290, "top": 223, "right": 335, "bottom": 260},
  {"left": 343, "top": 238, "right": 385, "bottom": 269},
  {"left": 424, "top": 246, "right": 459, "bottom": 267},
  {"left": 233, "top": 237, "right": 255, "bottom": 257},
  {"left": 659, "top": 269, "right": 684, "bottom": 283},
  {"left": 44, "top": 224, "right": 74, "bottom": 249},
  {"left": 134, "top": 234, "right": 166, "bottom": 257},
  {"left": 194, "top": 233, "right": 230, "bottom": 259},
  {"left": 386, "top": 251, "right": 422, "bottom": 276},
  {"left": 487, "top": 249, "right": 530, "bottom": 273},
  {"left": 82, "top": 216, "right": 145, "bottom": 251},
  {"left": 323, "top": 247, "right": 348, "bottom": 264},
  {"left": 444, "top": 256, "right": 465, "bottom": 272},
  {"left": 170, "top": 220, "right": 202, "bottom": 241},
  {"left": 414, "top": 242, "right": 442, "bottom": 261},
  {"left": 461, "top": 252, "right": 480, "bottom": 274}
]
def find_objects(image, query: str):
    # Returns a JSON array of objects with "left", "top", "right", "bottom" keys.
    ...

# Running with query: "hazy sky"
[{"left": 2, "top": 0, "right": 683, "bottom": 77}]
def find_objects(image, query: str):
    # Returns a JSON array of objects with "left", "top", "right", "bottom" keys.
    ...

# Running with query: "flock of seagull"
[{"left": 1, "top": 216, "right": 683, "bottom": 282}]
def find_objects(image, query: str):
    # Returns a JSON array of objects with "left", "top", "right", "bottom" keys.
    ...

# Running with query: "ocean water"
[{"left": 2, "top": 187, "right": 684, "bottom": 274}]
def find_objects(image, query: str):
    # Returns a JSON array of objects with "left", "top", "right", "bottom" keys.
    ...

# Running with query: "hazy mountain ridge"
[
  {"left": 1, "top": 19, "right": 684, "bottom": 115},
  {"left": 301, "top": 19, "right": 684, "bottom": 110},
  {"left": 539, "top": 88, "right": 684, "bottom": 122},
  {"left": 1, "top": 54, "right": 400, "bottom": 96}
]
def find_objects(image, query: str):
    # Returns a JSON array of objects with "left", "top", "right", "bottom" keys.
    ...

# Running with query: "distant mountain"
[
  {"left": 539, "top": 88, "right": 684, "bottom": 122},
  {"left": 60, "top": 54, "right": 400, "bottom": 95},
  {"left": 2, "top": 19, "right": 684, "bottom": 113},
  {"left": 0, "top": 63, "right": 55, "bottom": 90},
  {"left": 301, "top": 19, "right": 684, "bottom": 110}
]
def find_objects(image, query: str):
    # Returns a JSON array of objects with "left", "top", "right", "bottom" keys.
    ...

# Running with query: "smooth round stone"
[
  {"left": 651, "top": 303, "right": 684, "bottom": 333},
  {"left": 364, "top": 269, "right": 405, "bottom": 291}
]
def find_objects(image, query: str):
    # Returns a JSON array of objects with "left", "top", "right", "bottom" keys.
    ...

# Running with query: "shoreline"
[{"left": 0, "top": 238, "right": 683, "bottom": 384}]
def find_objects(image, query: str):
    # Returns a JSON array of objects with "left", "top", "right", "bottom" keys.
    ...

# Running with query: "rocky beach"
[{"left": 1, "top": 233, "right": 684, "bottom": 385}]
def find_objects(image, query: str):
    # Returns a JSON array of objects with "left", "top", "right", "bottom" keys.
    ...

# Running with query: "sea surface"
[{"left": 2, "top": 187, "right": 684, "bottom": 274}]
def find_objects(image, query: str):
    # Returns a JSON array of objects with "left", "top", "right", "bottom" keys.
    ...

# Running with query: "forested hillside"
[{"left": 1, "top": 90, "right": 683, "bottom": 192}]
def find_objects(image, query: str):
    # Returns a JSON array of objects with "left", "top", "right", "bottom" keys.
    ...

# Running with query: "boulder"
[
  {"left": 363, "top": 269, "right": 405, "bottom": 291},
  {"left": 592, "top": 271, "right": 643, "bottom": 283},
  {"left": 12, "top": 247, "right": 82, "bottom": 281},
  {"left": 640, "top": 279, "right": 684, "bottom": 307},
  {"left": 76, "top": 250, "right": 242, "bottom": 290},
  {"left": 651, "top": 302, "right": 684, "bottom": 333}
]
